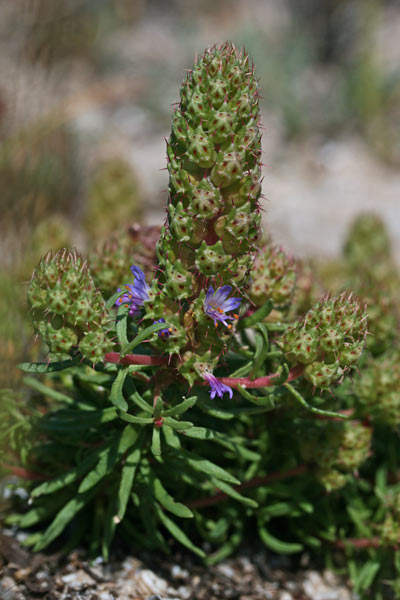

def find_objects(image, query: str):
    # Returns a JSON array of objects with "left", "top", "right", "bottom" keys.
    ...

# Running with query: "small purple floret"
[
  {"left": 154, "top": 318, "right": 172, "bottom": 338},
  {"left": 204, "top": 285, "right": 241, "bottom": 328},
  {"left": 115, "top": 265, "right": 150, "bottom": 316},
  {"left": 204, "top": 372, "right": 233, "bottom": 400}
]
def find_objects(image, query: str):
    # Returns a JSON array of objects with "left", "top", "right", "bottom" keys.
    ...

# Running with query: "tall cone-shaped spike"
[
  {"left": 140, "top": 43, "right": 263, "bottom": 379},
  {"left": 158, "top": 41, "right": 262, "bottom": 294}
]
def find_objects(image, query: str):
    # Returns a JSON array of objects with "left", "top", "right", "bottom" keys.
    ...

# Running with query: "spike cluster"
[
  {"left": 88, "top": 226, "right": 160, "bottom": 298},
  {"left": 28, "top": 249, "right": 113, "bottom": 361},
  {"left": 158, "top": 41, "right": 262, "bottom": 290},
  {"left": 249, "top": 243, "right": 296, "bottom": 308},
  {"left": 85, "top": 159, "right": 142, "bottom": 240},
  {"left": 300, "top": 420, "right": 371, "bottom": 491},
  {"left": 355, "top": 352, "right": 400, "bottom": 427},
  {"left": 279, "top": 294, "right": 367, "bottom": 388},
  {"left": 139, "top": 42, "right": 262, "bottom": 377},
  {"left": 343, "top": 212, "right": 392, "bottom": 278},
  {"left": 380, "top": 494, "right": 400, "bottom": 546}
]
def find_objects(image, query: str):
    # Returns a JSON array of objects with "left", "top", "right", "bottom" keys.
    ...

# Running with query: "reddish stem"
[
  {"left": 333, "top": 537, "right": 381, "bottom": 549},
  {"left": 187, "top": 464, "right": 308, "bottom": 509},
  {"left": 0, "top": 463, "right": 50, "bottom": 481},
  {"left": 105, "top": 352, "right": 168, "bottom": 366},
  {"left": 219, "top": 364, "right": 304, "bottom": 389}
]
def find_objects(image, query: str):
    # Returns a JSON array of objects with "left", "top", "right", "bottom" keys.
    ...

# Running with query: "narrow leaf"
[
  {"left": 151, "top": 427, "right": 162, "bottom": 457},
  {"left": 106, "top": 289, "right": 125, "bottom": 310},
  {"left": 211, "top": 478, "right": 258, "bottom": 508},
  {"left": 156, "top": 505, "right": 205, "bottom": 557},
  {"left": 18, "top": 359, "right": 77, "bottom": 373},
  {"left": 116, "top": 305, "right": 129, "bottom": 347},
  {"left": 34, "top": 489, "right": 96, "bottom": 551},
  {"left": 110, "top": 369, "right": 129, "bottom": 412},
  {"left": 163, "top": 396, "right": 197, "bottom": 417},
  {"left": 153, "top": 477, "right": 193, "bottom": 518},
  {"left": 163, "top": 417, "right": 193, "bottom": 431},
  {"left": 120, "top": 413, "right": 153, "bottom": 424},
  {"left": 177, "top": 448, "right": 240, "bottom": 485},
  {"left": 238, "top": 299, "right": 273, "bottom": 329},
  {"left": 258, "top": 524, "right": 303, "bottom": 554},
  {"left": 121, "top": 321, "right": 167, "bottom": 356},
  {"left": 79, "top": 425, "right": 138, "bottom": 493}
]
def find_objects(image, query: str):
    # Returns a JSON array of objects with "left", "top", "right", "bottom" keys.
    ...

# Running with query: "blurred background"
[{"left": 0, "top": 0, "right": 399, "bottom": 386}]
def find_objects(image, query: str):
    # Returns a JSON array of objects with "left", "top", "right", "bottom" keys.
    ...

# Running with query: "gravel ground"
[{"left": 0, "top": 533, "right": 355, "bottom": 600}]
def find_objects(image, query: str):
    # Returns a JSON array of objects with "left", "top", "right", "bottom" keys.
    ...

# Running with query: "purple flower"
[
  {"left": 204, "top": 285, "right": 241, "bottom": 328},
  {"left": 204, "top": 372, "right": 233, "bottom": 400},
  {"left": 115, "top": 265, "right": 149, "bottom": 316},
  {"left": 154, "top": 318, "right": 172, "bottom": 338}
]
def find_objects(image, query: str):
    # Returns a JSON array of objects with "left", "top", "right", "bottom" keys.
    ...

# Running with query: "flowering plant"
[{"left": 2, "top": 43, "right": 400, "bottom": 598}]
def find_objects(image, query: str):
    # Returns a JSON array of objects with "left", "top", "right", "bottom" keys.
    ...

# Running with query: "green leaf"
[
  {"left": 18, "top": 490, "right": 71, "bottom": 527},
  {"left": 353, "top": 560, "right": 380, "bottom": 593},
  {"left": 163, "top": 417, "right": 193, "bottom": 431},
  {"left": 284, "top": 382, "right": 349, "bottom": 419},
  {"left": 250, "top": 324, "right": 270, "bottom": 376},
  {"left": 177, "top": 448, "right": 240, "bottom": 485},
  {"left": 129, "top": 390, "right": 153, "bottom": 413},
  {"left": 23, "top": 377, "right": 75, "bottom": 405},
  {"left": 151, "top": 427, "right": 162, "bottom": 457},
  {"left": 121, "top": 321, "right": 167, "bottom": 356},
  {"left": 258, "top": 502, "right": 292, "bottom": 518},
  {"left": 211, "top": 478, "right": 258, "bottom": 508},
  {"left": 117, "top": 444, "right": 142, "bottom": 520},
  {"left": 258, "top": 524, "right": 303, "bottom": 554},
  {"left": 106, "top": 289, "right": 125, "bottom": 310},
  {"left": 163, "top": 396, "right": 197, "bottom": 417},
  {"left": 34, "top": 488, "right": 97, "bottom": 551},
  {"left": 120, "top": 413, "right": 153, "bottom": 424},
  {"left": 206, "top": 523, "right": 243, "bottom": 565},
  {"left": 110, "top": 369, "right": 129, "bottom": 412},
  {"left": 155, "top": 504, "right": 205, "bottom": 558},
  {"left": 116, "top": 305, "right": 129, "bottom": 347},
  {"left": 31, "top": 451, "right": 101, "bottom": 497},
  {"left": 40, "top": 407, "right": 117, "bottom": 433},
  {"left": 162, "top": 425, "right": 181, "bottom": 449},
  {"left": 153, "top": 477, "right": 193, "bottom": 518},
  {"left": 180, "top": 426, "right": 216, "bottom": 440},
  {"left": 153, "top": 396, "right": 163, "bottom": 419},
  {"left": 229, "top": 360, "right": 253, "bottom": 378},
  {"left": 79, "top": 425, "right": 138, "bottom": 493},
  {"left": 18, "top": 359, "right": 77, "bottom": 373},
  {"left": 238, "top": 299, "right": 273, "bottom": 330},
  {"left": 236, "top": 385, "right": 277, "bottom": 408}
]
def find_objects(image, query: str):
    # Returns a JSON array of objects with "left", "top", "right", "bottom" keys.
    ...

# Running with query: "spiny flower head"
[
  {"left": 204, "top": 371, "right": 233, "bottom": 400},
  {"left": 115, "top": 265, "right": 149, "bottom": 316},
  {"left": 204, "top": 285, "right": 241, "bottom": 328}
]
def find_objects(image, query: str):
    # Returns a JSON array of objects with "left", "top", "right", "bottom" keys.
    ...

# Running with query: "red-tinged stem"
[
  {"left": 1, "top": 463, "right": 49, "bottom": 481},
  {"left": 187, "top": 464, "right": 308, "bottom": 509},
  {"left": 333, "top": 537, "right": 381, "bottom": 550},
  {"left": 219, "top": 364, "right": 304, "bottom": 389},
  {"left": 105, "top": 352, "right": 168, "bottom": 366}
]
